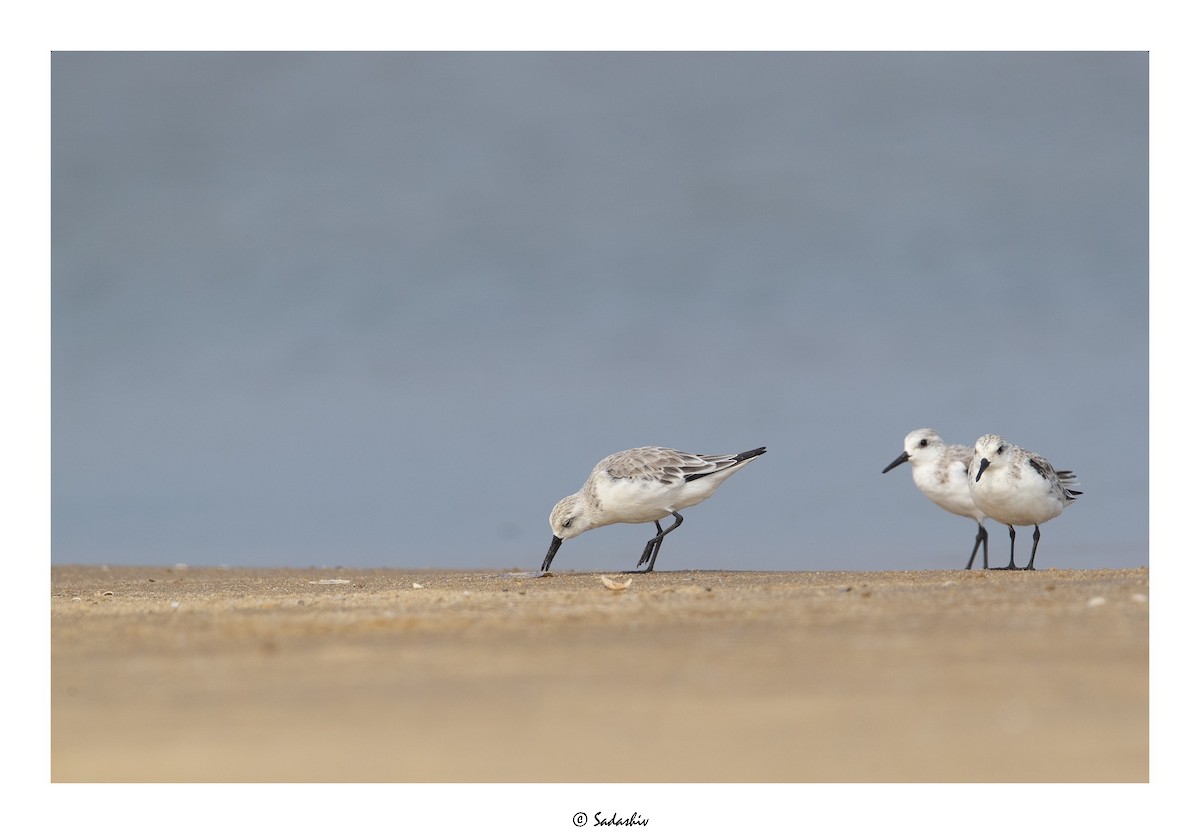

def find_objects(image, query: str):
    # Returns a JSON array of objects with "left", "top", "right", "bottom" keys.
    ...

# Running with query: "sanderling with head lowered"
[
  {"left": 968, "top": 434, "right": 1082, "bottom": 570},
  {"left": 541, "top": 446, "right": 767, "bottom": 573},
  {"left": 882, "top": 429, "right": 990, "bottom": 569}
]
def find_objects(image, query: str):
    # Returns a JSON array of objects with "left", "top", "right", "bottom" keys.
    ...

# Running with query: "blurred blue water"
[{"left": 52, "top": 52, "right": 1147, "bottom": 571}]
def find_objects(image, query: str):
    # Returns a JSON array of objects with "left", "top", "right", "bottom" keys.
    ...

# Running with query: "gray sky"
[{"left": 52, "top": 52, "right": 1147, "bottom": 571}]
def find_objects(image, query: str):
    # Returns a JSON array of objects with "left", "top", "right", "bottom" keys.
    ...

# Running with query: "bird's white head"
[
  {"left": 541, "top": 493, "right": 593, "bottom": 573},
  {"left": 882, "top": 428, "right": 945, "bottom": 474},
  {"left": 972, "top": 433, "right": 1009, "bottom": 481},
  {"left": 903, "top": 428, "right": 945, "bottom": 463},
  {"left": 549, "top": 493, "right": 588, "bottom": 541}
]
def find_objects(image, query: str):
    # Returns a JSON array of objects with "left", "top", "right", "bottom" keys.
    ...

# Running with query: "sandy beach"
[{"left": 50, "top": 565, "right": 1147, "bottom": 782}]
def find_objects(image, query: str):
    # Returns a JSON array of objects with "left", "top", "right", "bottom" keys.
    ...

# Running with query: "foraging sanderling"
[
  {"left": 541, "top": 446, "right": 767, "bottom": 573},
  {"left": 882, "top": 429, "right": 990, "bottom": 569},
  {"left": 968, "top": 434, "right": 1082, "bottom": 570}
]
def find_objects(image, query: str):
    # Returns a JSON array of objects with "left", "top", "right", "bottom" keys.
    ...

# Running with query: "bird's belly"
[
  {"left": 913, "top": 466, "right": 980, "bottom": 520},
  {"left": 593, "top": 480, "right": 679, "bottom": 525},
  {"left": 971, "top": 486, "right": 1062, "bottom": 526},
  {"left": 919, "top": 482, "right": 980, "bottom": 520}
]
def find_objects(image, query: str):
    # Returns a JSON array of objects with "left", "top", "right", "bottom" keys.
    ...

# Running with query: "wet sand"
[{"left": 51, "top": 565, "right": 1147, "bottom": 782}]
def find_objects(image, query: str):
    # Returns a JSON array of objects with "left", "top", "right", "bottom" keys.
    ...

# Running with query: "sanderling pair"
[
  {"left": 883, "top": 429, "right": 1081, "bottom": 570},
  {"left": 541, "top": 446, "right": 767, "bottom": 573}
]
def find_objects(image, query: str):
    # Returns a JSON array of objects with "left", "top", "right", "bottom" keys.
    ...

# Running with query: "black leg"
[
  {"left": 965, "top": 523, "right": 989, "bottom": 570},
  {"left": 1023, "top": 525, "right": 1041, "bottom": 570},
  {"left": 636, "top": 520, "right": 665, "bottom": 569},
  {"left": 644, "top": 537, "right": 664, "bottom": 572},
  {"left": 636, "top": 512, "right": 684, "bottom": 572},
  {"left": 646, "top": 512, "right": 684, "bottom": 571},
  {"left": 991, "top": 525, "right": 1018, "bottom": 570}
]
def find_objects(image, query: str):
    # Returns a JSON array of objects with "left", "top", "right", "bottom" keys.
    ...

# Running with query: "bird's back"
[{"left": 590, "top": 446, "right": 764, "bottom": 523}]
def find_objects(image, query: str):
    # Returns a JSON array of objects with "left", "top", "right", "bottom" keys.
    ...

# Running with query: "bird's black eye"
[
  {"left": 918, "top": 439, "right": 928, "bottom": 448},
  {"left": 562, "top": 517, "right": 574, "bottom": 529},
  {"left": 997, "top": 445, "right": 1005, "bottom": 455}
]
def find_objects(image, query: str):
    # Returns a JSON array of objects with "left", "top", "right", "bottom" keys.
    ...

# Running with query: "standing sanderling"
[
  {"left": 968, "top": 434, "right": 1082, "bottom": 570},
  {"left": 541, "top": 446, "right": 767, "bottom": 573},
  {"left": 882, "top": 429, "right": 990, "bottom": 569}
]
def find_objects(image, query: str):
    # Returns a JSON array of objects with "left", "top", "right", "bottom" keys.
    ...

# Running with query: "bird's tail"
[
  {"left": 733, "top": 446, "right": 767, "bottom": 463},
  {"left": 1056, "top": 469, "right": 1083, "bottom": 497}
]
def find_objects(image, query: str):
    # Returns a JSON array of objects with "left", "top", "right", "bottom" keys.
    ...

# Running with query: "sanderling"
[
  {"left": 882, "top": 429, "right": 990, "bottom": 569},
  {"left": 968, "top": 434, "right": 1082, "bottom": 570},
  {"left": 541, "top": 446, "right": 766, "bottom": 573}
]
